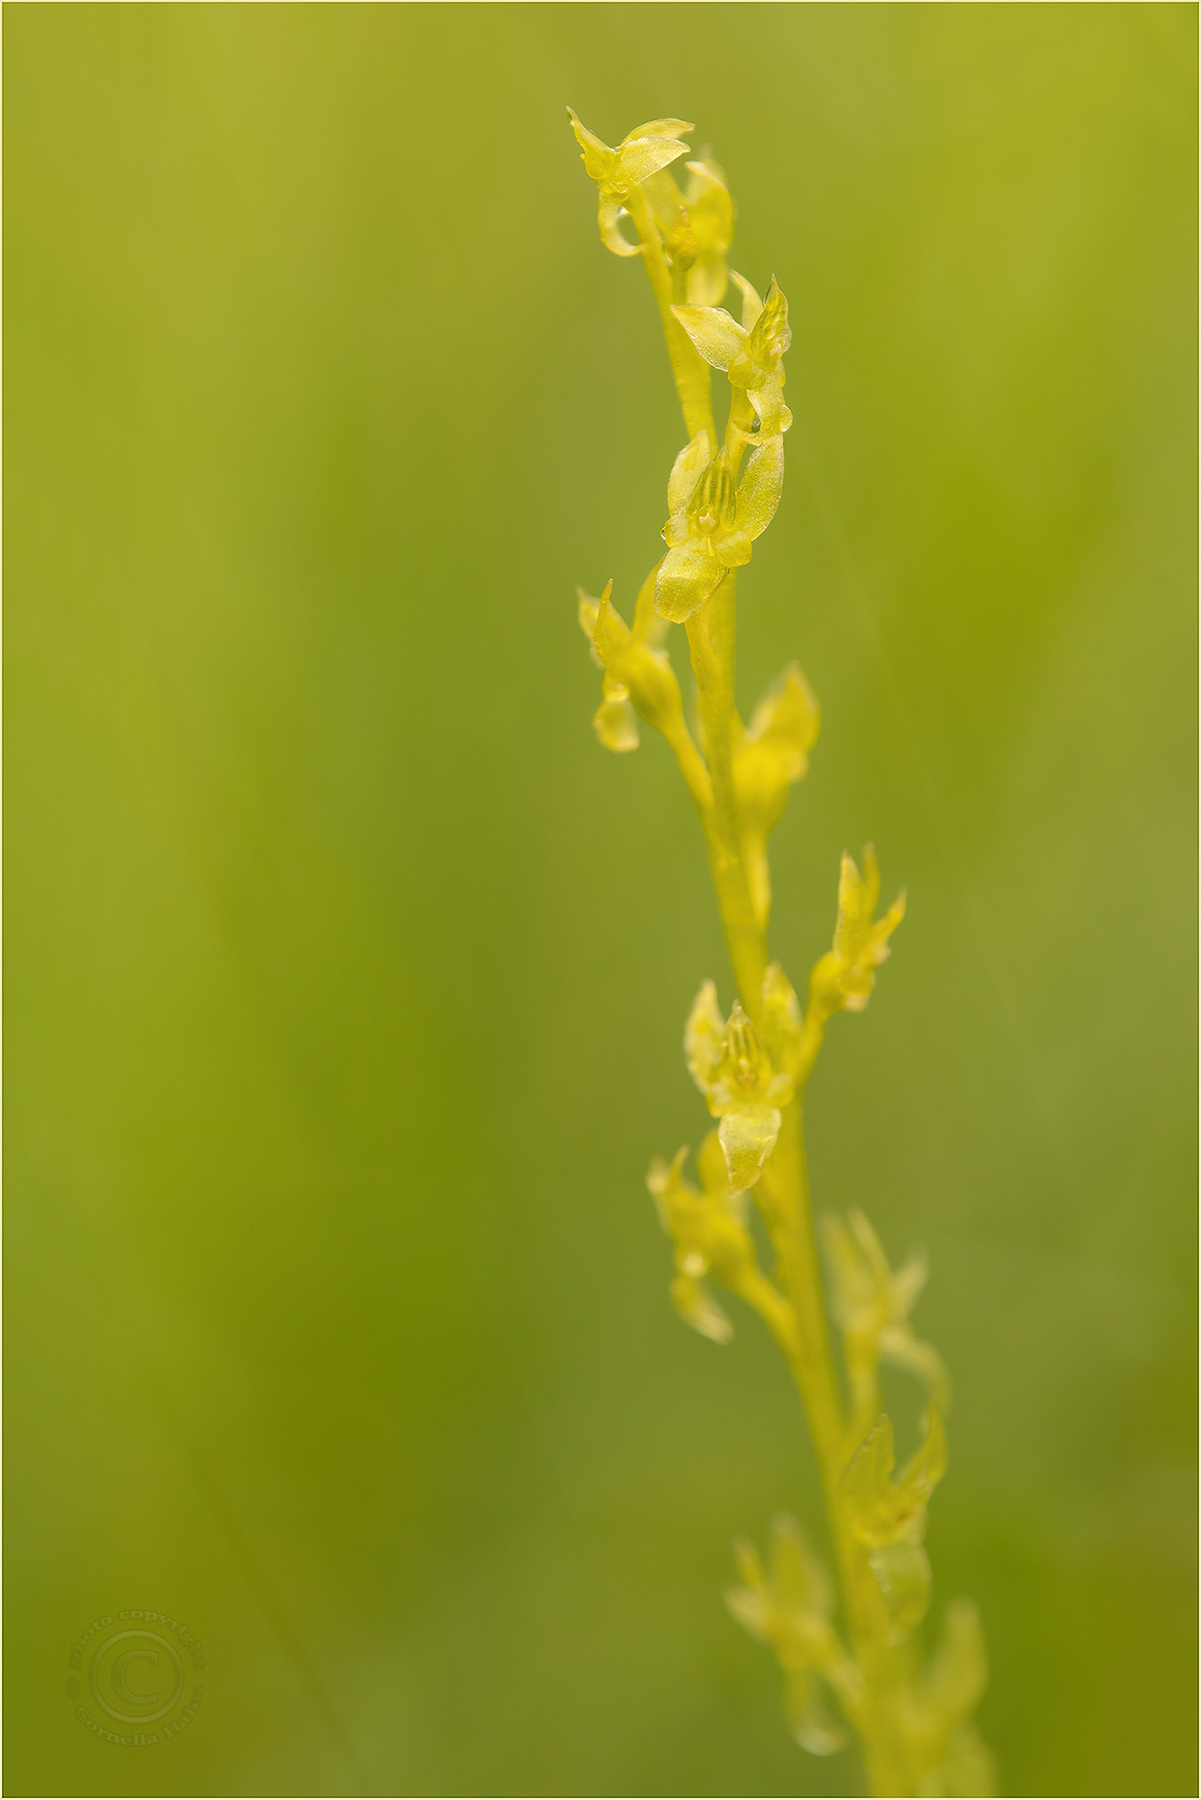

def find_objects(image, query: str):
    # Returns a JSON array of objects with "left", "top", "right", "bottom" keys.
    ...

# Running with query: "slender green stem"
[
  {"left": 624, "top": 186, "right": 717, "bottom": 446},
  {"left": 684, "top": 575, "right": 767, "bottom": 1018},
  {"left": 755, "top": 1104, "right": 843, "bottom": 1470},
  {"left": 664, "top": 720, "right": 714, "bottom": 813}
]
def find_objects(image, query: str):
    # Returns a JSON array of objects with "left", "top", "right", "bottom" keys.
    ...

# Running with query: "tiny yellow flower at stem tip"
[{"left": 566, "top": 108, "right": 694, "bottom": 257}]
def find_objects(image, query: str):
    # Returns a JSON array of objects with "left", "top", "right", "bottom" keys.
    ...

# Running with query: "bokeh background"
[{"left": 6, "top": 5, "right": 1196, "bottom": 1796}]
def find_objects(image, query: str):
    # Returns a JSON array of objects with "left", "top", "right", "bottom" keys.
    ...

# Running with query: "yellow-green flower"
[
  {"left": 647, "top": 1132, "right": 755, "bottom": 1344},
  {"left": 822, "top": 1209, "right": 950, "bottom": 1411},
  {"left": 567, "top": 109, "right": 693, "bottom": 258},
  {"left": 577, "top": 582, "right": 638, "bottom": 751},
  {"left": 840, "top": 1408, "right": 947, "bottom": 1551},
  {"left": 656, "top": 430, "right": 784, "bottom": 622},
  {"left": 725, "top": 1517, "right": 860, "bottom": 1755},
  {"left": 577, "top": 574, "right": 689, "bottom": 754},
  {"left": 685, "top": 980, "right": 793, "bottom": 1189},
  {"left": 809, "top": 846, "right": 906, "bottom": 1021},
  {"left": 644, "top": 156, "right": 735, "bottom": 304},
  {"left": 897, "top": 1603, "right": 995, "bottom": 1796},
  {"left": 673, "top": 273, "right": 793, "bottom": 435},
  {"left": 733, "top": 665, "right": 821, "bottom": 927}
]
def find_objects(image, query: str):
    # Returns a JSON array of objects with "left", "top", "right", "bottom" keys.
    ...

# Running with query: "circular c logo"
[{"left": 89, "top": 1630, "right": 184, "bottom": 1726}]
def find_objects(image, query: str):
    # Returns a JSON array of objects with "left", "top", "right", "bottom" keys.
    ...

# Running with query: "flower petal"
[
  {"left": 748, "top": 274, "right": 792, "bottom": 364},
  {"left": 655, "top": 545, "right": 726, "bottom": 622},
  {"left": 621, "top": 117, "right": 695, "bottom": 143},
  {"left": 735, "top": 433, "right": 785, "bottom": 541},
  {"left": 576, "top": 587, "right": 602, "bottom": 667},
  {"left": 670, "top": 1272, "right": 733, "bottom": 1343},
  {"left": 671, "top": 303, "right": 747, "bottom": 372},
  {"left": 613, "top": 134, "right": 691, "bottom": 192},
  {"left": 684, "top": 978, "right": 725, "bottom": 1092},
  {"left": 750, "top": 378, "right": 793, "bottom": 436},
  {"left": 667, "top": 428, "right": 713, "bottom": 515},
  {"left": 724, "top": 1581, "right": 771, "bottom": 1641},
  {"left": 593, "top": 679, "right": 639, "bottom": 753},
  {"left": 566, "top": 107, "right": 615, "bottom": 183},
  {"left": 716, "top": 528, "right": 753, "bottom": 568},
  {"left": 592, "top": 582, "right": 633, "bottom": 668},
  {"left": 730, "top": 269, "right": 764, "bottom": 330},
  {"left": 785, "top": 1671, "right": 849, "bottom": 1757},
  {"left": 718, "top": 1104, "right": 782, "bottom": 1191},
  {"left": 840, "top": 1409, "right": 947, "bottom": 1549},
  {"left": 642, "top": 166, "right": 686, "bottom": 236},
  {"left": 925, "top": 1598, "right": 990, "bottom": 1727},
  {"left": 771, "top": 1514, "right": 836, "bottom": 1617}
]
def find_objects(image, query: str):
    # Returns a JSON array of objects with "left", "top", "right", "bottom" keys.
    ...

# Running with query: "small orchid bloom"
[
  {"left": 673, "top": 273, "right": 793, "bottom": 435},
  {"left": 567, "top": 109, "right": 693, "bottom": 258},
  {"left": 647, "top": 1132, "right": 755, "bottom": 1344},
  {"left": 725, "top": 1518, "right": 857, "bottom": 1756},
  {"left": 809, "top": 846, "right": 906, "bottom": 1021},
  {"left": 685, "top": 981, "right": 793, "bottom": 1190},
  {"left": 822, "top": 1209, "right": 950, "bottom": 1415},
  {"left": 578, "top": 583, "right": 638, "bottom": 750},
  {"left": 840, "top": 1409, "right": 948, "bottom": 1551},
  {"left": 578, "top": 576, "right": 689, "bottom": 754},
  {"left": 656, "top": 430, "right": 784, "bottom": 622},
  {"left": 899, "top": 1602, "right": 994, "bottom": 1790},
  {"left": 733, "top": 665, "right": 821, "bottom": 926},
  {"left": 644, "top": 156, "right": 735, "bottom": 304}
]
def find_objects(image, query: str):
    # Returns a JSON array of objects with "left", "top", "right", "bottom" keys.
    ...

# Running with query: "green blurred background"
[{"left": 5, "top": 5, "right": 1195, "bottom": 1795}]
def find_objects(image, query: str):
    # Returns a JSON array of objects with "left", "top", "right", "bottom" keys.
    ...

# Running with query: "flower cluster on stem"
[{"left": 570, "top": 109, "right": 992, "bottom": 1799}]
